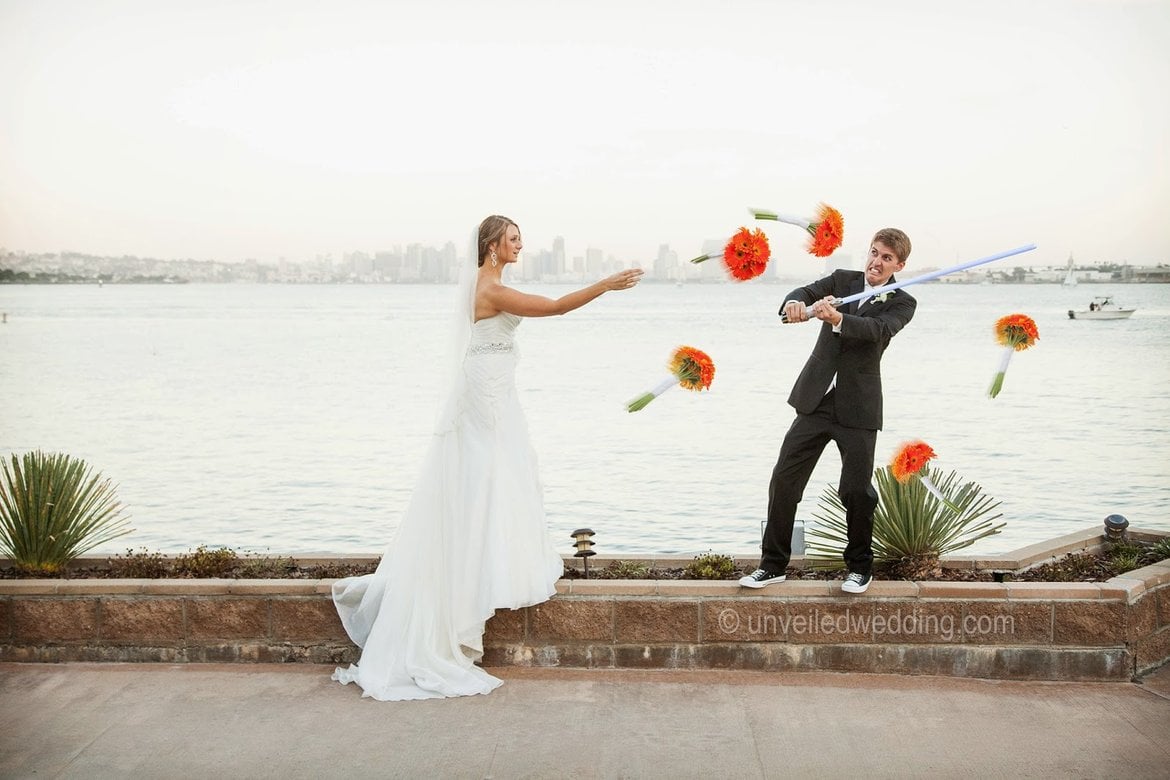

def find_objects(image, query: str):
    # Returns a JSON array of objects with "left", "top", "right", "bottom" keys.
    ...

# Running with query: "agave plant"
[
  {"left": 806, "top": 465, "right": 1004, "bottom": 579},
  {"left": 0, "top": 451, "right": 132, "bottom": 575}
]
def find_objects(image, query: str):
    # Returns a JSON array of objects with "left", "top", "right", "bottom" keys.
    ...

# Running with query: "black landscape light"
[
  {"left": 571, "top": 528, "right": 596, "bottom": 578},
  {"left": 1104, "top": 514, "right": 1130, "bottom": 542}
]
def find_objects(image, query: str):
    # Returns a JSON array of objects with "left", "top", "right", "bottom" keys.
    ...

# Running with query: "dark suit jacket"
[{"left": 782, "top": 269, "right": 917, "bottom": 430}]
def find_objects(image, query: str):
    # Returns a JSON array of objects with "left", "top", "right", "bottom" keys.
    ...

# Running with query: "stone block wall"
[
  {"left": 481, "top": 568, "right": 1170, "bottom": 680},
  {"left": 0, "top": 580, "right": 355, "bottom": 664},
  {"left": 2, "top": 560, "right": 1168, "bottom": 681}
]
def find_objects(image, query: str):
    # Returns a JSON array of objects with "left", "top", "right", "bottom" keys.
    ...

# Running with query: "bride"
[{"left": 331, "top": 215, "right": 643, "bottom": 700}]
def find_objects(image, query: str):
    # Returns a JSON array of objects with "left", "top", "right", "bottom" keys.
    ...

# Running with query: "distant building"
[
  {"left": 653, "top": 244, "right": 679, "bottom": 281},
  {"left": 551, "top": 237, "right": 566, "bottom": 279},
  {"left": 697, "top": 239, "right": 725, "bottom": 282},
  {"left": 585, "top": 247, "right": 604, "bottom": 276},
  {"left": 1126, "top": 265, "right": 1170, "bottom": 283}
]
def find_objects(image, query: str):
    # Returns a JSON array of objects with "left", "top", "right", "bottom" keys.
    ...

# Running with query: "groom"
[{"left": 741, "top": 228, "right": 917, "bottom": 594}]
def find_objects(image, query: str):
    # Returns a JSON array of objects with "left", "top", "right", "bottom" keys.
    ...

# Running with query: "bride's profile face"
[{"left": 494, "top": 225, "right": 523, "bottom": 264}]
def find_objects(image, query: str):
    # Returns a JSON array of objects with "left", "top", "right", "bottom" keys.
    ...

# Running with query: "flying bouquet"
[
  {"left": 627, "top": 346, "right": 715, "bottom": 412},
  {"left": 689, "top": 227, "right": 770, "bottom": 281},
  {"left": 751, "top": 202, "right": 844, "bottom": 257},
  {"left": 988, "top": 313, "right": 1039, "bottom": 398},
  {"left": 890, "top": 440, "right": 959, "bottom": 512}
]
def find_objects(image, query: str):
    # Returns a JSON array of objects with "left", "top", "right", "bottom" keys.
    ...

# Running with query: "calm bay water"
[{"left": 2, "top": 280, "right": 1168, "bottom": 557}]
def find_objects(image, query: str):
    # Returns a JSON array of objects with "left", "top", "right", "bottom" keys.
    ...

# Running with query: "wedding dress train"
[{"left": 331, "top": 312, "right": 564, "bottom": 700}]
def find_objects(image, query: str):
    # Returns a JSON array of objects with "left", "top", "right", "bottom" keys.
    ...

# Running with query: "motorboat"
[{"left": 1067, "top": 296, "right": 1135, "bottom": 320}]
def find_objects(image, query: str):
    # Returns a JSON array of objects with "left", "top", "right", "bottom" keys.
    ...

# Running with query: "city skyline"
[
  {"left": 1, "top": 236, "right": 790, "bottom": 284},
  {"left": 2, "top": 0, "right": 1168, "bottom": 279},
  {"left": 8, "top": 235, "right": 1162, "bottom": 287}
]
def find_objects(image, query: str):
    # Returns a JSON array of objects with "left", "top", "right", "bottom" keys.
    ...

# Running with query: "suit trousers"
[{"left": 762, "top": 390, "right": 878, "bottom": 575}]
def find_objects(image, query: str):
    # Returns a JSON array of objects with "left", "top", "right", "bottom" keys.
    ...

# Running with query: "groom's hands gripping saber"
[{"left": 780, "top": 244, "right": 1038, "bottom": 323}]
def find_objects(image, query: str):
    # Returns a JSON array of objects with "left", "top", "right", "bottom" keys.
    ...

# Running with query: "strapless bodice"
[{"left": 467, "top": 312, "right": 521, "bottom": 355}]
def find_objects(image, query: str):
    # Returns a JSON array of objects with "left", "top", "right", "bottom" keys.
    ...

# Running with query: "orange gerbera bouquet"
[
  {"left": 988, "top": 313, "right": 1039, "bottom": 398},
  {"left": 627, "top": 346, "right": 715, "bottom": 412},
  {"left": 751, "top": 203, "right": 844, "bottom": 257},
  {"left": 689, "top": 227, "right": 771, "bottom": 281},
  {"left": 890, "top": 440, "right": 958, "bottom": 510}
]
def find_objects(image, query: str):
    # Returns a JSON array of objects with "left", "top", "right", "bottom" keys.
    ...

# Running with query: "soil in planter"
[
  {"left": 0, "top": 546, "right": 380, "bottom": 580},
  {"left": 570, "top": 540, "right": 1169, "bottom": 583},
  {"left": 2, "top": 540, "right": 1166, "bottom": 582}
]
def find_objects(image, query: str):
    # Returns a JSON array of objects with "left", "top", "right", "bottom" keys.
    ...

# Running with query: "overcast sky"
[{"left": 1, "top": 0, "right": 1167, "bottom": 276}]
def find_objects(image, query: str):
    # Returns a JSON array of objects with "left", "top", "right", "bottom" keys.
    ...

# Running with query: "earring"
[{"left": 491, "top": 250, "right": 498, "bottom": 268}]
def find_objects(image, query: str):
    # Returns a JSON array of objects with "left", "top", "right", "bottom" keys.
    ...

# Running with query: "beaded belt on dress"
[{"left": 467, "top": 342, "right": 514, "bottom": 355}]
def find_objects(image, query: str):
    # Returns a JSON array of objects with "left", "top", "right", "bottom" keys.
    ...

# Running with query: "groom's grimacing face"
[{"left": 865, "top": 240, "right": 905, "bottom": 287}]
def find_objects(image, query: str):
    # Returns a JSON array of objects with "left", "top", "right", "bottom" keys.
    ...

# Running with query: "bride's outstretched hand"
[{"left": 604, "top": 268, "right": 644, "bottom": 291}]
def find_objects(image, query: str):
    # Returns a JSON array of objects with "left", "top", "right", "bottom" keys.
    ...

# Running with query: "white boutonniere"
[{"left": 873, "top": 289, "right": 896, "bottom": 304}]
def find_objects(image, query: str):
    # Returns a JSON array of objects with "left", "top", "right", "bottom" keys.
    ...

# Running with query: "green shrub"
[
  {"left": 1107, "top": 551, "right": 1141, "bottom": 573},
  {"left": 0, "top": 451, "right": 132, "bottom": 575},
  {"left": 102, "top": 549, "right": 324, "bottom": 579},
  {"left": 173, "top": 545, "right": 239, "bottom": 578},
  {"left": 1105, "top": 542, "right": 1142, "bottom": 574},
  {"left": 237, "top": 554, "right": 298, "bottom": 578},
  {"left": 600, "top": 560, "right": 652, "bottom": 579},
  {"left": 1104, "top": 542, "right": 1141, "bottom": 568},
  {"left": 108, "top": 547, "right": 169, "bottom": 578},
  {"left": 684, "top": 552, "right": 738, "bottom": 580},
  {"left": 807, "top": 465, "right": 1004, "bottom": 578},
  {"left": 1149, "top": 537, "right": 1170, "bottom": 560},
  {"left": 1106, "top": 540, "right": 1144, "bottom": 558}
]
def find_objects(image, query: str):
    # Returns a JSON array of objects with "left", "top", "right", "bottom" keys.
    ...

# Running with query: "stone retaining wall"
[
  {"left": 484, "top": 567, "right": 1170, "bottom": 681},
  {"left": 2, "top": 528, "right": 1168, "bottom": 681}
]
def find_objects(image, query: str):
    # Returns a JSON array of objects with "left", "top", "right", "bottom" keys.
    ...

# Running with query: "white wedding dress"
[{"left": 331, "top": 312, "right": 564, "bottom": 700}]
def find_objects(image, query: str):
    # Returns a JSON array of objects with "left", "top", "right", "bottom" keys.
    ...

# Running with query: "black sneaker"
[
  {"left": 738, "top": 568, "right": 786, "bottom": 588},
  {"left": 841, "top": 571, "right": 872, "bottom": 594}
]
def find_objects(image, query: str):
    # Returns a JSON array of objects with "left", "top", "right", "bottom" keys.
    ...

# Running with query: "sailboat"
[{"left": 1062, "top": 255, "right": 1077, "bottom": 287}]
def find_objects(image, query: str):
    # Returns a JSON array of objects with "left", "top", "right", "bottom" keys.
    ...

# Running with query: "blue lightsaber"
[{"left": 781, "top": 243, "right": 1038, "bottom": 323}]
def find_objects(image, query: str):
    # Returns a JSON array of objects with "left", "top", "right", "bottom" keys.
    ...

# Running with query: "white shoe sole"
[
  {"left": 739, "top": 575, "right": 786, "bottom": 588},
  {"left": 841, "top": 580, "right": 871, "bottom": 594}
]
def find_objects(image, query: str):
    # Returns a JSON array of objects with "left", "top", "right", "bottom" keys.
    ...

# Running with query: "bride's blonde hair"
[{"left": 477, "top": 215, "right": 519, "bottom": 267}]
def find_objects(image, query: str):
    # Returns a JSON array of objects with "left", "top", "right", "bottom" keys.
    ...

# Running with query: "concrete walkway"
[{"left": 2, "top": 663, "right": 1168, "bottom": 779}]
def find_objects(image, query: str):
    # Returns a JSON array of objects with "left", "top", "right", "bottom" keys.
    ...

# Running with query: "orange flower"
[
  {"left": 989, "top": 313, "right": 1039, "bottom": 398},
  {"left": 994, "top": 314, "right": 1039, "bottom": 351},
  {"left": 806, "top": 203, "right": 844, "bottom": 258},
  {"left": 720, "top": 227, "right": 771, "bottom": 281},
  {"left": 627, "top": 345, "right": 717, "bottom": 412},
  {"left": 888, "top": 440, "right": 960, "bottom": 511},
  {"left": 670, "top": 345, "right": 716, "bottom": 391},
  {"left": 753, "top": 203, "right": 844, "bottom": 258},
  {"left": 890, "top": 440, "right": 937, "bottom": 483}
]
